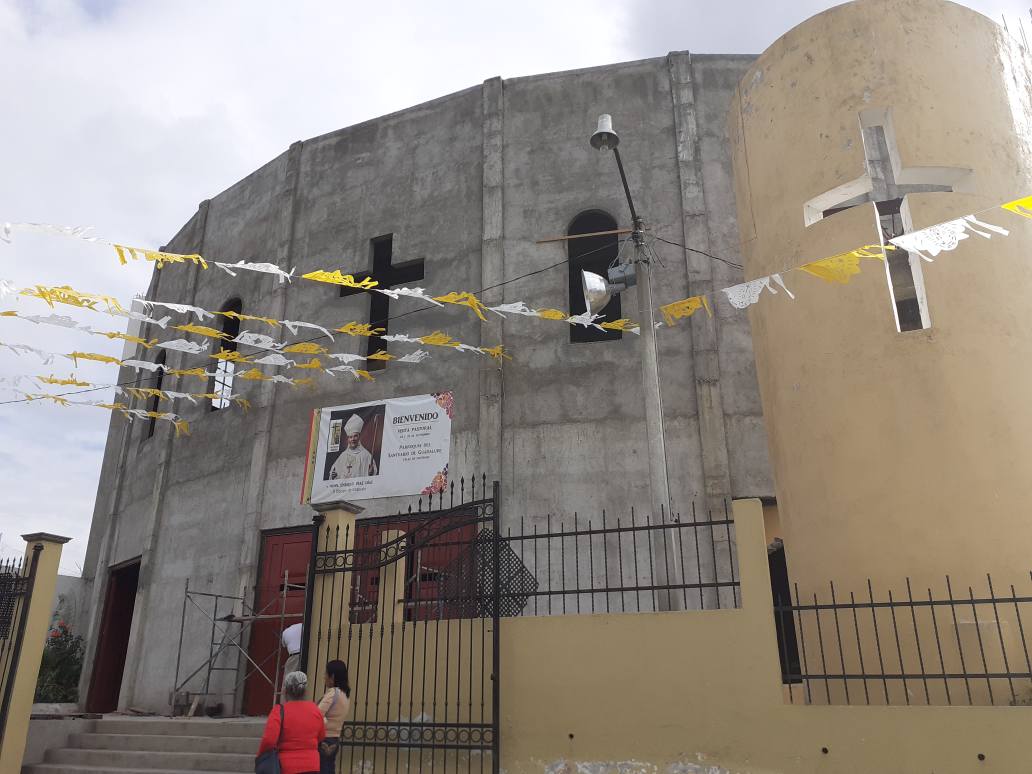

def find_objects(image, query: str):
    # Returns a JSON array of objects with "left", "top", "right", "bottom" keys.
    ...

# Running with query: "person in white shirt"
[
  {"left": 280, "top": 622, "right": 303, "bottom": 681},
  {"left": 328, "top": 414, "right": 377, "bottom": 479}
]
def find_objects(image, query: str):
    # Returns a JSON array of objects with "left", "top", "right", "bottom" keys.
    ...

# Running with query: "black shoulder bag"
[{"left": 255, "top": 703, "right": 285, "bottom": 774}]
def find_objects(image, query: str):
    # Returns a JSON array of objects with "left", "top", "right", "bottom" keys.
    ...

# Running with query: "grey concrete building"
[{"left": 78, "top": 51, "right": 772, "bottom": 714}]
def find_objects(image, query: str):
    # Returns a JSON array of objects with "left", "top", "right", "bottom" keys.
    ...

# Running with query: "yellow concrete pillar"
[
  {"left": 381, "top": 529, "right": 408, "bottom": 625},
  {"left": 305, "top": 502, "right": 363, "bottom": 701},
  {"left": 0, "top": 533, "right": 69, "bottom": 773}
]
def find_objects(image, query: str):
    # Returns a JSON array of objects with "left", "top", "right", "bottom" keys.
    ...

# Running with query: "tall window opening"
[
  {"left": 146, "top": 351, "right": 167, "bottom": 438},
  {"left": 210, "top": 298, "right": 241, "bottom": 411},
  {"left": 567, "top": 211, "right": 622, "bottom": 343}
]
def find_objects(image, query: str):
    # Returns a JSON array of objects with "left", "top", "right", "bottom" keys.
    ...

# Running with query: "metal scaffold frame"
[{"left": 170, "top": 570, "right": 302, "bottom": 715}]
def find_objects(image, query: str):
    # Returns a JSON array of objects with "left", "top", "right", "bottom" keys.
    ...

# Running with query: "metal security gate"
[
  {"left": 307, "top": 479, "right": 519, "bottom": 774},
  {"left": 0, "top": 545, "right": 41, "bottom": 739}
]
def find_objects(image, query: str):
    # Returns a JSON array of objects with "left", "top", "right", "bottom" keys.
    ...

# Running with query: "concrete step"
[
  {"left": 25, "top": 767, "right": 240, "bottom": 774},
  {"left": 45, "top": 748, "right": 253, "bottom": 773},
  {"left": 90, "top": 717, "right": 265, "bottom": 738},
  {"left": 69, "top": 732, "right": 257, "bottom": 755}
]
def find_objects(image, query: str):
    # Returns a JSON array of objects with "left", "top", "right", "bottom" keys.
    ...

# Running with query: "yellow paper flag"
[
  {"left": 599, "top": 318, "right": 639, "bottom": 332},
  {"left": 659, "top": 295, "right": 712, "bottom": 327},
  {"left": 220, "top": 310, "right": 280, "bottom": 327},
  {"left": 335, "top": 322, "right": 386, "bottom": 337},
  {"left": 37, "top": 374, "right": 91, "bottom": 387},
  {"left": 167, "top": 367, "right": 209, "bottom": 381},
  {"left": 295, "top": 358, "right": 325, "bottom": 370},
  {"left": 283, "top": 342, "right": 328, "bottom": 355},
  {"left": 433, "top": 291, "right": 489, "bottom": 321},
  {"left": 96, "top": 331, "right": 158, "bottom": 348},
  {"left": 237, "top": 367, "right": 271, "bottom": 381},
  {"left": 480, "top": 344, "right": 512, "bottom": 361},
  {"left": 366, "top": 349, "right": 394, "bottom": 361},
  {"left": 174, "top": 323, "right": 230, "bottom": 340},
  {"left": 1001, "top": 195, "right": 1032, "bottom": 219},
  {"left": 302, "top": 270, "right": 379, "bottom": 290},
  {"left": 69, "top": 351, "right": 122, "bottom": 367},
  {"left": 210, "top": 349, "right": 253, "bottom": 363},
  {"left": 418, "top": 331, "right": 461, "bottom": 348},
  {"left": 799, "top": 244, "right": 893, "bottom": 284},
  {"left": 536, "top": 309, "right": 568, "bottom": 321},
  {"left": 114, "top": 244, "right": 208, "bottom": 270},
  {"left": 22, "top": 285, "right": 126, "bottom": 314}
]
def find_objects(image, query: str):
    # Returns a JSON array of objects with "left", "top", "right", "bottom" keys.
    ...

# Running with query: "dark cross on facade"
[
  {"left": 803, "top": 111, "right": 970, "bottom": 331},
  {"left": 340, "top": 234, "right": 425, "bottom": 370}
]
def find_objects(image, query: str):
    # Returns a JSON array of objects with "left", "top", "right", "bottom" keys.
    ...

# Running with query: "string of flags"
[{"left": 0, "top": 193, "right": 1029, "bottom": 434}]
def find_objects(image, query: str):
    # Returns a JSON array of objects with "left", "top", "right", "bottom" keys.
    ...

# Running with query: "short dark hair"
[{"left": 326, "top": 660, "right": 350, "bottom": 697}]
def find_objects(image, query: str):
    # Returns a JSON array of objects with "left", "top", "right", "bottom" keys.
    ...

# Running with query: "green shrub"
[{"left": 33, "top": 620, "right": 84, "bottom": 703}]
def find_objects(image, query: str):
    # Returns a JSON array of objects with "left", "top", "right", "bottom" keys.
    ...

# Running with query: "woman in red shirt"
[{"left": 257, "top": 671, "right": 326, "bottom": 774}]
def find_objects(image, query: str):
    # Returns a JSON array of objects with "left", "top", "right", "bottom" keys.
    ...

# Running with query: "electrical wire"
[{"left": 650, "top": 234, "right": 743, "bottom": 271}]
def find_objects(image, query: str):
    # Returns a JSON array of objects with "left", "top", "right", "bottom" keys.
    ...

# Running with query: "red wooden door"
[
  {"left": 349, "top": 515, "right": 476, "bottom": 623},
  {"left": 243, "top": 530, "right": 311, "bottom": 716}
]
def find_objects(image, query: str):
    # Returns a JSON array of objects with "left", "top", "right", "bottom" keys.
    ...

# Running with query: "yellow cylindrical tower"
[{"left": 730, "top": 0, "right": 1032, "bottom": 602}]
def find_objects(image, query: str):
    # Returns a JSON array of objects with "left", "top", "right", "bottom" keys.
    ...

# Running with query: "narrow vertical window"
[
  {"left": 210, "top": 298, "right": 242, "bottom": 411},
  {"left": 146, "top": 351, "right": 166, "bottom": 439},
  {"left": 567, "top": 211, "right": 622, "bottom": 343}
]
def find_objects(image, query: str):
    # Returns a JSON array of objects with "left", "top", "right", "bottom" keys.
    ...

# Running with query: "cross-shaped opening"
[
  {"left": 340, "top": 234, "right": 425, "bottom": 371},
  {"left": 802, "top": 108, "right": 971, "bottom": 332}
]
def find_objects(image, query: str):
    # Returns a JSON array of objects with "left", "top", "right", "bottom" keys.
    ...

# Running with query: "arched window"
[
  {"left": 210, "top": 298, "right": 242, "bottom": 411},
  {"left": 567, "top": 210, "right": 622, "bottom": 343},
  {"left": 146, "top": 351, "right": 167, "bottom": 439}
]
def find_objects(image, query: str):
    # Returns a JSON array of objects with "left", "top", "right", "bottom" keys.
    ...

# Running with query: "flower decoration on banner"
[
  {"left": 335, "top": 322, "right": 385, "bottom": 337},
  {"left": 659, "top": 295, "right": 711, "bottom": 327},
  {"left": 114, "top": 244, "right": 208, "bottom": 270},
  {"left": 213, "top": 260, "right": 294, "bottom": 284},
  {"left": 433, "top": 291, "right": 489, "bottom": 321},
  {"left": 889, "top": 215, "right": 1009, "bottom": 262},
  {"left": 722, "top": 274, "right": 795, "bottom": 309},
  {"left": 282, "top": 342, "right": 327, "bottom": 355},
  {"left": 301, "top": 269, "right": 379, "bottom": 290},
  {"left": 422, "top": 465, "right": 449, "bottom": 495},
  {"left": 799, "top": 245, "right": 893, "bottom": 284},
  {"left": 432, "top": 393, "right": 455, "bottom": 418},
  {"left": 1001, "top": 195, "right": 1032, "bottom": 219},
  {"left": 173, "top": 323, "right": 230, "bottom": 340}
]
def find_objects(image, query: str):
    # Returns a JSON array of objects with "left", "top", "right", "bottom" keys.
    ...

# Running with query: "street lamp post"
[{"left": 589, "top": 114, "right": 673, "bottom": 564}]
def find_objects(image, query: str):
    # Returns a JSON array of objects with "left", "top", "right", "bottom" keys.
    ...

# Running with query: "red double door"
[{"left": 243, "top": 530, "right": 311, "bottom": 716}]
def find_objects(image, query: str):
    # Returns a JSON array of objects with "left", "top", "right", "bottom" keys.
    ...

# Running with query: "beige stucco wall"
[
  {"left": 500, "top": 500, "right": 1032, "bottom": 773},
  {"left": 727, "top": 0, "right": 1032, "bottom": 602}
]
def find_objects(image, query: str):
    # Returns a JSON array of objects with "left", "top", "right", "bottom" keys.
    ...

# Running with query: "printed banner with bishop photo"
[{"left": 301, "top": 392, "right": 453, "bottom": 503}]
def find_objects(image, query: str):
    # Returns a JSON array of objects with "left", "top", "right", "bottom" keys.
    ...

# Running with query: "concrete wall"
[
  {"left": 728, "top": 0, "right": 1032, "bottom": 602},
  {"left": 500, "top": 500, "right": 1032, "bottom": 774},
  {"left": 80, "top": 51, "right": 773, "bottom": 712}
]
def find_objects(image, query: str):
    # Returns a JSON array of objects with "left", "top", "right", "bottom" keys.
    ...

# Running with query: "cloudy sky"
[{"left": 0, "top": 0, "right": 1028, "bottom": 576}]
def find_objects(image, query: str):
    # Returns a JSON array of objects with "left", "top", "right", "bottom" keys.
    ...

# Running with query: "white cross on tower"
[{"left": 802, "top": 108, "right": 971, "bottom": 331}]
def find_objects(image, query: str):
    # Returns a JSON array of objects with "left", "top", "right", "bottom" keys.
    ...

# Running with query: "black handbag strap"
[{"left": 275, "top": 703, "right": 285, "bottom": 747}]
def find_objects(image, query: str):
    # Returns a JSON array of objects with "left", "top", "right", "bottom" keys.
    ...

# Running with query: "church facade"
[{"left": 78, "top": 52, "right": 773, "bottom": 712}]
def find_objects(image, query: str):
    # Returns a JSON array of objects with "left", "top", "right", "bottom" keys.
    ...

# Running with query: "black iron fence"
[
  {"left": 0, "top": 546, "right": 41, "bottom": 737},
  {"left": 774, "top": 572, "right": 1032, "bottom": 706}
]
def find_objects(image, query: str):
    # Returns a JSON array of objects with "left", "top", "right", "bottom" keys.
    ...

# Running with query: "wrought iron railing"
[
  {"left": 0, "top": 546, "right": 40, "bottom": 737},
  {"left": 774, "top": 572, "right": 1032, "bottom": 706}
]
